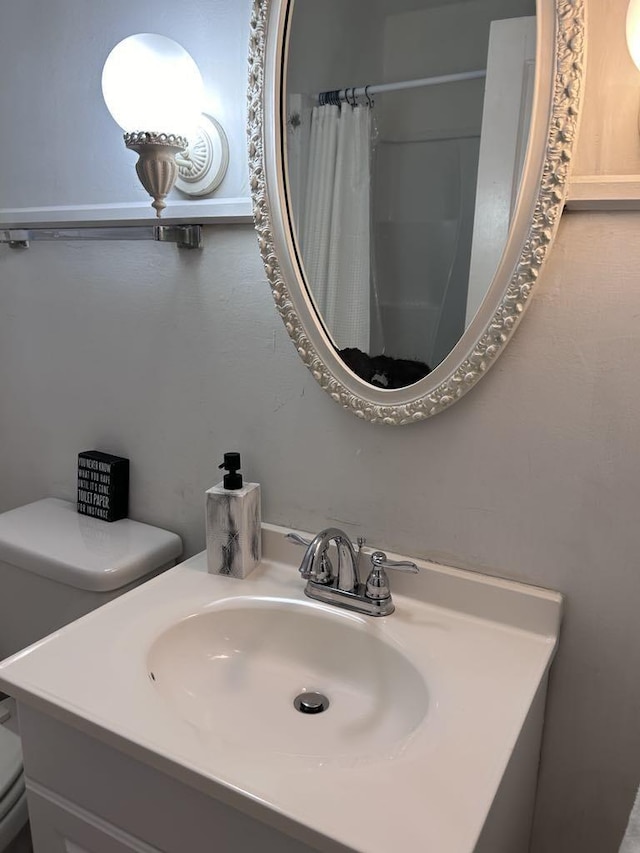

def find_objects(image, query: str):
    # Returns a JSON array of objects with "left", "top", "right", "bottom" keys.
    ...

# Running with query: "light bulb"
[{"left": 102, "top": 33, "right": 205, "bottom": 138}]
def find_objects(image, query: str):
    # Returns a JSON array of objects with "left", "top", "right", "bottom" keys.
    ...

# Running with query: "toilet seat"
[
  {"left": 0, "top": 724, "right": 27, "bottom": 849},
  {"left": 0, "top": 788, "right": 28, "bottom": 851},
  {"left": 0, "top": 725, "right": 22, "bottom": 809},
  {"left": 0, "top": 772, "right": 24, "bottom": 823}
]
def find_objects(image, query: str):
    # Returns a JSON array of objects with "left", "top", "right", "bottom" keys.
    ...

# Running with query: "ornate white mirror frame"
[{"left": 248, "top": 0, "right": 585, "bottom": 425}]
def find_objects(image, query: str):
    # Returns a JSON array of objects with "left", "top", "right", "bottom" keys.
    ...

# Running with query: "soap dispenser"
[{"left": 206, "top": 452, "right": 261, "bottom": 578}]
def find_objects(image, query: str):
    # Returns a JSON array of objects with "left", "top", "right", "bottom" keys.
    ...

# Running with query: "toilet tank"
[{"left": 0, "top": 498, "right": 182, "bottom": 660}]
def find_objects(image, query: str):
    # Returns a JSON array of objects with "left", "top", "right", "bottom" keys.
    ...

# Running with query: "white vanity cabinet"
[
  {"left": 24, "top": 791, "right": 159, "bottom": 853},
  {"left": 18, "top": 706, "right": 317, "bottom": 853},
  {"left": 0, "top": 534, "right": 563, "bottom": 853},
  {"left": 17, "top": 685, "right": 548, "bottom": 853}
]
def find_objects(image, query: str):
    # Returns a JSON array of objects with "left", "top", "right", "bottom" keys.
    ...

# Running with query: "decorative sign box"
[{"left": 77, "top": 450, "right": 129, "bottom": 522}]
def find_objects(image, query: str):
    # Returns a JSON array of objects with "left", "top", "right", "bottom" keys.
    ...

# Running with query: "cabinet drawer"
[
  {"left": 19, "top": 706, "right": 319, "bottom": 853},
  {"left": 26, "top": 786, "right": 162, "bottom": 853}
]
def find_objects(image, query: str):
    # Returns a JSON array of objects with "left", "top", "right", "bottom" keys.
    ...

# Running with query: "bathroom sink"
[
  {"left": 147, "top": 597, "right": 429, "bottom": 759},
  {"left": 0, "top": 523, "right": 563, "bottom": 853}
]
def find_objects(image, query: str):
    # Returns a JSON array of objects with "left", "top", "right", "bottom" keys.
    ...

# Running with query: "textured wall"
[{"left": 1, "top": 213, "right": 639, "bottom": 853}]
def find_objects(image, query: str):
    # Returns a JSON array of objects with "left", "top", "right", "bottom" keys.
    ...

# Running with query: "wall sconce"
[
  {"left": 102, "top": 33, "right": 229, "bottom": 217},
  {"left": 627, "top": 1, "right": 640, "bottom": 97}
]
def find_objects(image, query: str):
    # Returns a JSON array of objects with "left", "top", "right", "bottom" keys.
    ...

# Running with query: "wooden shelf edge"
[
  {"left": 0, "top": 198, "right": 254, "bottom": 229},
  {"left": 566, "top": 175, "right": 640, "bottom": 210}
]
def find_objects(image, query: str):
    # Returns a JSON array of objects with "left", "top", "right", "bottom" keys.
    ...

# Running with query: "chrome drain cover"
[{"left": 294, "top": 692, "right": 330, "bottom": 714}]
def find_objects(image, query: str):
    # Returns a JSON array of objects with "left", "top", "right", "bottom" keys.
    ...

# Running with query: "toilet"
[
  {"left": 0, "top": 726, "right": 27, "bottom": 853},
  {"left": 0, "top": 498, "right": 182, "bottom": 853}
]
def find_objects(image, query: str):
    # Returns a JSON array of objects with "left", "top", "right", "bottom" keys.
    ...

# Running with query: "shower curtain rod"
[{"left": 318, "top": 69, "right": 486, "bottom": 105}]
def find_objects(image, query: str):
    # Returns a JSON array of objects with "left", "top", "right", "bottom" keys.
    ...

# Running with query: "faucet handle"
[
  {"left": 365, "top": 551, "right": 419, "bottom": 602},
  {"left": 286, "top": 532, "right": 313, "bottom": 548},
  {"left": 286, "top": 532, "right": 334, "bottom": 584},
  {"left": 370, "top": 551, "right": 419, "bottom": 573}
]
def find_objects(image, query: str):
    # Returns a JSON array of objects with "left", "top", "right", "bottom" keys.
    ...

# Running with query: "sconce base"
[
  {"left": 124, "top": 132, "right": 188, "bottom": 217},
  {"left": 175, "top": 114, "right": 229, "bottom": 198}
]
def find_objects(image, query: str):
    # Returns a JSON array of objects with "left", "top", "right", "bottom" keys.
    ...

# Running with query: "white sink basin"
[{"left": 147, "top": 596, "right": 429, "bottom": 760}]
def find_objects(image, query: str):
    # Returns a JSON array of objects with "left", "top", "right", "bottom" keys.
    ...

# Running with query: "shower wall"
[
  {"left": 372, "top": 0, "right": 535, "bottom": 367},
  {"left": 371, "top": 133, "right": 480, "bottom": 366}
]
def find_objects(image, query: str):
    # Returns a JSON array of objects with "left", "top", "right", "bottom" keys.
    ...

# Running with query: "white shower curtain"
[{"left": 300, "top": 104, "right": 371, "bottom": 352}]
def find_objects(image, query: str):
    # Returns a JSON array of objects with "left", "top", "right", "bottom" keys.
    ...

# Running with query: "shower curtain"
[{"left": 300, "top": 104, "right": 372, "bottom": 353}]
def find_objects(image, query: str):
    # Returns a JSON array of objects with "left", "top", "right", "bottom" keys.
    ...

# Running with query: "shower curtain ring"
[{"left": 365, "top": 85, "right": 374, "bottom": 108}]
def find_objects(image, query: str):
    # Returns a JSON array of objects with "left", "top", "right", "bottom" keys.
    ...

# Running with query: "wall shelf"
[
  {"left": 0, "top": 198, "right": 253, "bottom": 230},
  {"left": 565, "top": 175, "right": 640, "bottom": 210}
]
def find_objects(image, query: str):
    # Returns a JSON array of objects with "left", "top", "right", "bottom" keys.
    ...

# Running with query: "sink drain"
[{"left": 294, "top": 692, "right": 330, "bottom": 714}]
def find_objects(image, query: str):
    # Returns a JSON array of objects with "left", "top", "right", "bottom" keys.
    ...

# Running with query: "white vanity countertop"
[{"left": 0, "top": 524, "right": 562, "bottom": 853}]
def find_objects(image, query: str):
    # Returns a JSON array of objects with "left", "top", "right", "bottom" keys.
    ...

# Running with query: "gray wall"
[
  {"left": 0, "top": 3, "right": 639, "bottom": 853},
  {"left": 2, "top": 213, "right": 639, "bottom": 853}
]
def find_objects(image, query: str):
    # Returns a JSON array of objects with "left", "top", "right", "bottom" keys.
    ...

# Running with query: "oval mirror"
[{"left": 249, "top": 0, "right": 584, "bottom": 424}]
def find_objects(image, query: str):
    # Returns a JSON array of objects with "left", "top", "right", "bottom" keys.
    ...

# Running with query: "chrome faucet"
[{"left": 287, "top": 528, "right": 418, "bottom": 616}]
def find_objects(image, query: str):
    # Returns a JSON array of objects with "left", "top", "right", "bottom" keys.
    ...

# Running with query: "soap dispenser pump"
[
  {"left": 206, "top": 452, "right": 261, "bottom": 578},
  {"left": 219, "top": 451, "right": 242, "bottom": 489}
]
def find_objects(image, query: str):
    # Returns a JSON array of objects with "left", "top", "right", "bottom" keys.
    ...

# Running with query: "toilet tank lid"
[{"left": 0, "top": 499, "right": 183, "bottom": 592}]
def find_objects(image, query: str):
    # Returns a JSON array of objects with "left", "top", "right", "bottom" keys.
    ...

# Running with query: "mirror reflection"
[{"left": 284, "top": 0, "right": 536, "bottom": 389}]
